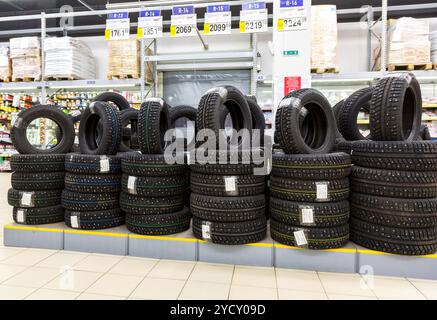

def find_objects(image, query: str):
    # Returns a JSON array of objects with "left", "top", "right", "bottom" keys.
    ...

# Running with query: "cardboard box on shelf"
[
  {"left": 12, "top": 56, "right": 42, "bottom": 81},
  {"left": 0, "top": 46, "right": 11, "bottom": 81},
  {"left": 9, "top": 37, "right": 40, "bottom": 59}
]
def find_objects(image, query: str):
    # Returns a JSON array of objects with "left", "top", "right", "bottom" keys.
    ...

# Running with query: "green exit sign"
[{"left": 283, "top": 50, "right": 299, "bottom": 56}]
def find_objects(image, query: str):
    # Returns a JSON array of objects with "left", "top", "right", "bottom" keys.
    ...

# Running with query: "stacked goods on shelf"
[
  {"left": 432, "top": 31, "right": 437, "bottom": 65},
  {"left": 121, "top": 153, "right": 190, "bottom": 235},
  {"left": 191, "top": 86, "right": 267, "bottom": 245},
  {"left": 8, "top": 154, "right": 65, "bottom": 225},
  {"left": 63, "top": 154, "right": 124, "bottom": 230},
  {"left": 311, "top": 5, "right": 338, "bottom": 72},
  {"left": 274, "top": 88, "right": 350, "bottom": 249},
  {"left": 44, "top": 37, "right": 96, "bottom": 80},
  {"left": 9, "top": 37, "right": 41, "bottom": 81},
  {"left": 121, "top": 98, "right": 190, "bottom": 235},
  {"left": 0, "top": 45, "right": 11, "bottom": 82},
  {"left": 107, "top": 40, "right": 153, "bottom": 81}
]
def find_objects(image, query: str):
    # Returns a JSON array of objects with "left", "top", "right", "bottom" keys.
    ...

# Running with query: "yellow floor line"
[
  {"left": 129, "top": 234, "right": 198, "bottom": 243},
  {"left": 4, "top": 225, "right": 63, "bottom": 233}
]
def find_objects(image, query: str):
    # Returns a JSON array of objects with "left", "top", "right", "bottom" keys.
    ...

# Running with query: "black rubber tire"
[
  {"left": 138, "top": 98, "right": 171, "bottom": 154},
  {"left": 420, "top": 124, "right": 432, "bottom": 141},
  {"left": 190, "top": 172, "right": 265, "bottom": 197},
  {"left": 65, "top": 153, "right": 121, "bottom": 174},
  {"left": 350, "top": 193, "right": 437, "bottom": 228},
  {"left": 120, "top": 192, "right": 186, "bottom": 215},
  {"left": 13, "top": 206, "right": 64, "bottom": 225},
  {"left": 350, "top": 217, "right": 437, "bottom": 256},
  {"left": 55, "top": 110, "right": 82, "bottom": 152},
  {"left": 346, "top": 140, "right": 437, "bottom": 171},
  {"left": 11, "top": 154, "right": 65, "bottom": 173},
  {"left": 270, "top": 176, "right": 350, "bottom": 203},
  {"left": 126, "top": 208, "right": 191, "bottom": 236},
  {"left": 338, "top": 87, "right": 373, "bottom": 141},
  {"left": 121, "top": 174, "right": 188, "bottom": 197},
  {"left": 190, "top": 152, "right": 259, "bottom": 175},
  {"left": 351, "top": 166, "right": 437, "bottom": 199},
  {"left": 79, "top": 101, "right": 122, "bottom": 155},
  {"left": 190, "top": 193, "right": 265, "bottom": 222},
  {"left": 246, "top": 95, "right": 265, "bottom": 146},
  {"left": 270, "top": 197, "right": 350, "bottom": 227},
  {"left": 121, "top": 152, "right": 187, "bottom": 177},
  {"left": 93, "top": 92, "right": 130, "bottom": 111},
  {"left": 65, "top": 209, "right": 125, "bottom": 230},
  {"left": 8, "top": 188, "right": 62, "bottom": 208},
  {"left": 333, "top": 100, "right": 344, "bottom": 120},
  {"left": 370, "top": 73, "right": 422, "bottom": 141},
  {"left": 192, "top": 216, "right": 267, "bottom": 245},
  {"left": 271, "top": 219, "right": 350, "bottom": 250},
  {"left": 61, "top": 189, "right": 119, "bottom": 212},
  {"left": 118, "top": 108, "right": 139, "bottom": 152},
  {"left": 272, "top": 153, "right": 351, "bottom": 180},
  {"left": 276, "top": 88, "right": 336, "bottom": 154},
  {"left": 11, "top": 105, "right": 75, "bottom": 154},
  {"left": 196, "top": 86, "right": 252, "bottom": 148},
  {"left": 169, "top": 105, "right": 197, "bottom": 128},
  {"left": 65, "top": 173, "right": 121, "bottom": 194},
  {"left": 11, "top": 172, "right": 65, "bottom": 191}
]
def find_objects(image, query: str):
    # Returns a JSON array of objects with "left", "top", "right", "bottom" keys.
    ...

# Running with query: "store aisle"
[{"left": 0, "top": 172, "right": 436, "bottom": 300}]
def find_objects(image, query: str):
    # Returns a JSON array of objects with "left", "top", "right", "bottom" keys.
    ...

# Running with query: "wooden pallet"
[
  {"left": 388, "top": 63, "right": 433, "bottom": 72},
  {"left": 12, "top": 77, "right": 38, "bottom": 82},
  {"left": 311, "top": 67, "right": 340, "bottom": 74},
  {"left": 0, "top": 76, "right": 10, "bottom": 83},
  {"left": 44, "top": 76, "right": 77, "bottom": 81},
  {"left": 107, "top": 74, "right": 139, "bottom": 80},
  {"left": 434, "top": 64, "right": 437, "bottom": 70}
]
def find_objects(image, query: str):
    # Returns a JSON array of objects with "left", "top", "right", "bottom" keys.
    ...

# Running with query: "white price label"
[
  {"left": 100, "top": 159, "right": 110, "bottom": 173},
  {"left": 17, "top": 210, "right": 25, "bottom": 223},
  {"left": 316, "top": 182, "right": 329, "bottom": 201},
  {"left": 278, "top": 2, "right": 308, "bottom": 31},
  {"left": 204, "top": 12, "right": 231, "bottom": 35},
  {"left": 138, "top": 10, "right": 163, "bottom": 39},
  {"left": 224, "top": 177, "right": 237, "bottom": 193},
  {"left": 294, "top": 230, "right": 308, "bottom": 247},
  {"left": 170, "top": 14, "right": 197, "bottom": 37},
  {"left": 240, "top": 9, "right": 268, "bottom": 33},
  {"left": 21, "top": 192, "right": 32, "bottom": 207},
  {"left": 105, "top": 12, "right": 130, "bottom": 40},
  {"left": 127, "top": 176, "right": 137, "bottom": 194},
  {"left": 279, "top": 17, "right": 308, "bottom": 31},
  {"left": 301, "top": 208, "right": 314, "bottom": 225},
  {"left": 202, "top": 223, "right": 212, "bottom": 240},
  {"left": 71, "top": 216, "right": 79, "bottom": 229}
]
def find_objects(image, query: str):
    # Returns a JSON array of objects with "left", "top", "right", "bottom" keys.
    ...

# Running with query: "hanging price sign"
[
  {"left": 105, "top": 12, "right": 130, "bottom": 40},
  {"left": 170, "top": 5, "right": 197, "bottom": 37},
  {"left": 277, "top": 0, "right": 308, "bottom": 31},
  {"left": 137, "top": 9, "right": 163, "bottom": 38},
  {"left": 204, "top": 3, "right": 231, "bottom": 35},
  {"left": 239, "top": 1, "right": 268, "bottom": 33}
]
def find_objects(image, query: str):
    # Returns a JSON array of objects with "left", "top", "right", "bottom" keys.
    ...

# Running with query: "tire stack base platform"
[{"left": 4, "top": 222, "right": 437, "bottom": 280}]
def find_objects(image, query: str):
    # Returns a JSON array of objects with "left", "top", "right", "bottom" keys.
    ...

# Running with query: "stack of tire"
[
  {"left": 342, "top": 73, "right": 437, "bottom": 256},
  {"left": 8, "top": 154, "right": 65, "bottom": 225},
  {"left": 120, "top": 98, "right": 191, "bottom": 235},
  {"left": 62, "top": 154, "right": 124, "bottom": 230},
  {"left": 190, "top": 86, "right": 267, "bottom": 245},
  {"left": 273, "top": 88, "right": 351, "bottom": 249}
]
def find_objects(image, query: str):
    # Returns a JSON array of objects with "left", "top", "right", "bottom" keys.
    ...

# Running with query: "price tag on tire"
[
  {"left": 239, "top": 1, "right": 268, "bottom": 33},
  {"left": 204, "top": 3, "right": 231, "bottom": 35},
  {"left": 170, "top": 5, "right": 197, "bottom": 37},
  {"left": 105, "top": 12, "right": 130, "bottom": 40},
  {"left": 277, "top": 0, "right": 308, "bottom": 31},
  {"left": 138, "top": 9, "right": 163, "bottom": 39}
]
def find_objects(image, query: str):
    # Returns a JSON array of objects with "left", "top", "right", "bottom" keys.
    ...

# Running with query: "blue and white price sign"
[
  {"left": 105, "top": 12, "right": 130, "bottom": 40},
  {"left": 278, "top": 0, "right": 308, "bottom": 31},
  {"left": 240, "top": 1, "right": 268, "bottom": 33},
  {"left": 204, "top": 2, "right": 231, "bottom": 35},
  {"left": 138, "top": 9, "right": 163, "bottom": 38},
  {"left": 171, "top": 5, "right": 197, "bottom": 37}
]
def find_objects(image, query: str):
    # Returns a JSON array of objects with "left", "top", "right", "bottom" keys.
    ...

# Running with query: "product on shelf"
[
  {"left": 44, "top": 37, "right": 96, "bottom": 80},
  {"left": 9, "top": 37, "right": 41, "bottom": 81},
  {"left": 107, "top": 39, "right": 153, "bottom": 81},
  {"left": 311, "top": 5, "right": 338, "bottom": 71},
  {"left": 8, "top": 154, "right": 66, "bottom": 225},
  {"left": 0, "top": 45, "right": 11, "bottom": 82}
]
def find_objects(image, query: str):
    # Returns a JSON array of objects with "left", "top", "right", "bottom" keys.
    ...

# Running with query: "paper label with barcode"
[
  {"left": 71, "top": 216, "right": 79, "bottom": 229},
  {"left": 294, "top": 230, "right": 308, "bottom": 246},
  {"left": 17, "top": 210, "right": 25, "bottom": 223},
  {"left": 301, "top": 208, "right": 314, "bottom": 224},
  {"left": 225, "top": 177, "right": 237, "bottom": 192},
  {"left": 127, "top": 176, "right": 137, "bottom": 193},
  {"left": 21, "top": 193, "right": 32, "bottom": 206},
  {"left": 202, "top": 223, "right": 211, "bottom": 240},
  {"left": 74, "top": 136, "right": 79, "bottom": 145},
  {"left": 186, "top": 152, "right": 191, "bottom": 165},
  {"left": 316, "top": 182, "right": 329, "bottom": 201},
  {"left": 100, "top": 159, "right": 110, "bottom": 173}
]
